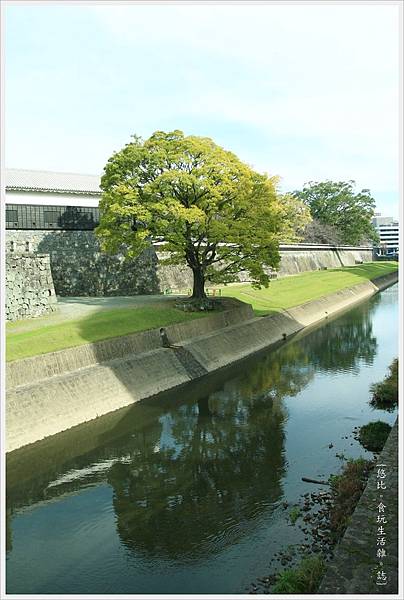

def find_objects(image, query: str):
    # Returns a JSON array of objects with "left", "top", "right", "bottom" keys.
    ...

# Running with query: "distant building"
[
  {"left": 5, "top": 168, "right": 101, "bottom": 205},
  {"left": 372, "top": 214, "right": 399, "bottom": 253},
  {"left": 5, "top": 168, "right": 101, "bottom": 230}
]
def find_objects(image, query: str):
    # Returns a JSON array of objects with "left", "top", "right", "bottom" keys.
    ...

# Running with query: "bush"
[
  {"left": 370, "top": 359, "right": 398, "bottom": 412},
  {"left": 329, "top": 458, "right": 373, "bottom": 539},
  {"left": 358, "top": 421, "right": 391, "bottom": 452},
  {"left": 272, "top": 557, "right": 325, "bottom": 594}
]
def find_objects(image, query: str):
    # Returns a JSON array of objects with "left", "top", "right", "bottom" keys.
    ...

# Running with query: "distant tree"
[
  {"left": 292, "top": 180, "right": 378, "bottom": 245},
  {"left": 278, "top": 192, "right": 312, "bottom": 241},
  {"left": 303, "top": 218, "right": 342, "bottom": 245},
  {"left": 96, "top": 130, "right": 308, "bottom": 302}
]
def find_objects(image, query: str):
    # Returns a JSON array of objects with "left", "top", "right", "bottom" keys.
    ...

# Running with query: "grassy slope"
[
  {"left": 222, "top": 262, "right": 398, "bottom": 316},
  {"left": 6, "top": 304, "right": 207, "bottom": 362}
]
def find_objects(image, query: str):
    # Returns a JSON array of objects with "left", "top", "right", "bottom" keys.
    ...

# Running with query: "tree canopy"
[
  {"left": 96, "top": 130, "right": 310, "bottom": 300},
  {"left": 302, "top": 218, "right": 342, "bottom": 245},
  {"left": 292, "top": 180, "right": 378, "bottom": 245}
]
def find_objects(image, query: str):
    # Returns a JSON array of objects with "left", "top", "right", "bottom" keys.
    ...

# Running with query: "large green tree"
[
  {"left": 96, "top": 130, "right": 309, "bottom": 300},
  {"left": 292, "top": 180, "right": 378, "bottom": 245}
]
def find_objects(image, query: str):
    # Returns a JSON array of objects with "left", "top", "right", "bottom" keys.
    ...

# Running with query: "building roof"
[{"left": 5, "top": 168, "right": 101, "bottom": 195}]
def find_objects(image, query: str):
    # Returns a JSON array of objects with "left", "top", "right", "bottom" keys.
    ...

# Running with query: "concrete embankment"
[{"left": 6, "top": 271, "right": 398, "bottom": 453}]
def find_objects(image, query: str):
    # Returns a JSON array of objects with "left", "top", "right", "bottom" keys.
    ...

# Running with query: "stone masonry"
[
  {"left": 6, "top": 230, "right": 160, "bottom": 297},
  {"left": 6, "top": 254, "right": 58, "bottom": 321},
  {"left": 5, "top": 230, "right": 374, "bottom": 298}
]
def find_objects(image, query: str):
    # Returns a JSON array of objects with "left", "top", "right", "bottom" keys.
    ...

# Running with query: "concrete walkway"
[
  {"left": 319, "top": 420, "right": 398, "bottom": 594},
  {"left": 57, "top": 295, "right": 177, "bottom": 319}
]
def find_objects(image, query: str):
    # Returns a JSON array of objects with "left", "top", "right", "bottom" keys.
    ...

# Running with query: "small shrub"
[
  {"left": 289, "top": 506, "right": 301, "bottom": 525},
  {"left": 272, "top": 557, "right": 325, "bottom": 594},
  {"left": 358, "top": 421, "right": 391, "bottom": 452},
  {"left": 329, "top": 458, "right": 374, "bottom": 540},
  {"left": 370, "top": 359, "right": 398, "bottom": 412}
]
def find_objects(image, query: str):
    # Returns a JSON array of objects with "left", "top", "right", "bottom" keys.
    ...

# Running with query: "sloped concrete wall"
[
  {"left": 183, "top": 272, "right": 397, "bottom": 372},
  {"left": 6, "top": 271, "right": 397, "bottom": 453},
  {"left": 6, "top": 300, "right": 253, "bottom": 389},
  {"left": 278, "top": 247, "right": 373, "bottom": 276}
]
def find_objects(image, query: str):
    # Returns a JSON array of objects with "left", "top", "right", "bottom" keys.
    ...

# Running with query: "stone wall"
[
  {"left": 5, "top": 231, "right": 374, "bottom": 297},
  {"left": 157, "top": 246, "right": 375, "bottom": 289},
  {"left": 319, "top": 420, "right": 398, "bottom": 594},
  {"left": 278, "top": 246, "right": 373, "bottom": 276},
  {"left": 6, "top": 230, "right": 160, "bottom": 296},
  {"left": 6, "top": 254, "right": 57, "bottom": 321}
]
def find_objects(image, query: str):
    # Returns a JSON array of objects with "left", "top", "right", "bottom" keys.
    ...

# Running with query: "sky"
[{"left": 4, "top": 2, "right": 401, "bottom": 218}]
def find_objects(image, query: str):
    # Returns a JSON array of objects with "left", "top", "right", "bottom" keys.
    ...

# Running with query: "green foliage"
[
  {"left": 329, "top": 458, "right": 374, "bottom": 539},
  {"left": 358, "top": 421, "right": 392, "bottom": 452},
  {"left": 292, "top": 180, "right": 378, "bottom": 245},
  {"left": 370, "top": 359, "right": 398, "bottom": 411},
  {"left": 272, "top": 557, "right": 325, "bottom": 594},
  {"left": 96, "top": 130, "right": 310, "bottom": 299},
  {"left": 289, "top": 506, "right": 301, "bottom": 524}
]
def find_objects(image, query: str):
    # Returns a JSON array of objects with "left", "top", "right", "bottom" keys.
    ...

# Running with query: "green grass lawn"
[
  {"left": 222, "top": 261, "right": 398, "bottom": 316},
  {"left": 6, "top": 261, "right": 397, "bottom": 362},
  {"left": 6, "top": 304, "right": 208, "bottom": 362}
]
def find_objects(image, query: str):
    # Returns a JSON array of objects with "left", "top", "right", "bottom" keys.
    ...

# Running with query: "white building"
[
  {"left": 5, "top": 168, "right": 101, "bottom": 230},
  {"left": 372, "top": 214, "right": 399, "bottom": 253},
  {"left": 5, "top": 168, "right": 101, "bottom": 205}
]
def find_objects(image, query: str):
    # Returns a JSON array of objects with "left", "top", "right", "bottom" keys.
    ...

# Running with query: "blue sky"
[{"left": 5, "top": 2, "right": 400, "bottom": 217}]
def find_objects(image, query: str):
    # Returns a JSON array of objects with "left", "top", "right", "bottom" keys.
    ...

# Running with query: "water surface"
[{"left": 6, "top": 284, "right": 398, "bottom": 594}]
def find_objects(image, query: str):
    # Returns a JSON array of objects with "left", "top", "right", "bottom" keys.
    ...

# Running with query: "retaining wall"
[
  {"left": 5, "top": 230, "right": 160, "bottom": 296},
  {"left": 5, "top": 253, "right": 57, "bottom": 321},
  {"left": 5, "top": 231, "right": 373, "bottom": 296},
  {"left": 6, "top": 271, "right": 398, "bottom": 453},
  {"left": 278, "top": 246, "right": 373, "bottom": 276}
]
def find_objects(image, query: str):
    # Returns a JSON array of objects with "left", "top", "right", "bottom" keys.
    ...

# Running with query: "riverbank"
[
  {"left": 222, "top": 261, "right": 398, "bottom": 315},
  {"left": 6, "top": 261, "right": 397, "bottom": 360},
  {"left": 6, "top": 283, "right": 398, "bottom": 595},
  {"left": 250, "top": 421, "right": 398, "bottom": 594},
  {"left": 6, "top": 297, "right": 209, "bottom": 362},
  {"left": 6, "top": 270, "right": 398, "bottom": 453},
  {"left": 318, "top": 420, "right": 398, "bottom": 594}
]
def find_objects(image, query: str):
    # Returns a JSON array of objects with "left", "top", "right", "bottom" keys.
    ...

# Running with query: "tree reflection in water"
[
  {"left": 108, "top": 344, "right": 314, "bottom": 561},
  {"left": 301, "top": 299, "right": 378, "bottom": 373}
]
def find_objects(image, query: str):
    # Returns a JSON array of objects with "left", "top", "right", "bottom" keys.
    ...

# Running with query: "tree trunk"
[
  {"left": 191, "top": 267, "right": 207, "bottom": 299},
  {"left": 197, "top": 397, "right": 212, "bottom": 418}
]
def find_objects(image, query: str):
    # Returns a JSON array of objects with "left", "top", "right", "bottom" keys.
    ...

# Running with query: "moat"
[{"left": 6, "top": 284, "right": 398, "bottom": 595}]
